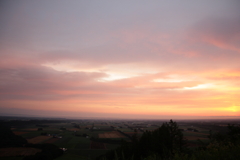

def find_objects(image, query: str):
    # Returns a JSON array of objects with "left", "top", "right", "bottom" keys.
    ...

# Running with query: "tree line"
[{"left": 97, "top": 120, "right": 240, "bottom": 160}]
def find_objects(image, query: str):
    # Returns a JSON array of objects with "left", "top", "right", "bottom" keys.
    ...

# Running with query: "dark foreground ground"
[{"left": 0, "top": 116, "right": 239, "bottom": 160}]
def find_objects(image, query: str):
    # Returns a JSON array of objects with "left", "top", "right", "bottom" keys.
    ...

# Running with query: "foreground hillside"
[
  {"left": 1, "top": 117, "right": 240, "bottom": 160},
  {"left": 98, "top": 120, "right": 240, "bottom": 160}
]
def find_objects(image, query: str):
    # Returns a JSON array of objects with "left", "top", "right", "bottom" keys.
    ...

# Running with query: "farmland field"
[
  {"left": 1, "top": 117, "right": 234, "bottom": 160},
  {"left": 68, "top": 128, "right": 80, "bottom": 131},
  {"left": 27, "top": 135, "right": 51, "bottom": 144},
  {"left": 54, "top": 153, "right": 88, "bottom": 160},
  {"left": 12, "top": 131, "right": 28, "bottom": 135},
  {"left": 90, "top": 141, "right": 106, "bottom": 149},
  {"left": 23, "top": 128, "right": 39, "bottom": 131},
  {"left": 0, "top": 147, "right": 41, "bottom": 157},
  {"left": 99, "top": 131, "right": 126, "bottom": 138},
  {"left": 0, "top": 157, "right": 23, "bottom": 160},
  {"left": 21, "top": 131, "right": 44, "bottom": 139},
  {"left": 55, "top": 137, "right": 72, "bottom": 147},
  {"left": 44, "top": 137, "right": 59, "bottom": 143}
]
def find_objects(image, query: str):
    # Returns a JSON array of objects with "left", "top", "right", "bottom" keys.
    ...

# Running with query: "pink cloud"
[{"left": 189, "top": 17, "right": 240, "bottom": 53}]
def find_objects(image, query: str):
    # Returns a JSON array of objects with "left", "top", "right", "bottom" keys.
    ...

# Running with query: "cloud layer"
[{"left": 0, "top": 0, "right": 240, "bottom": 119}]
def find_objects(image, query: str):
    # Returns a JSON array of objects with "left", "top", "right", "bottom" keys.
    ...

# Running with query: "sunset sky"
[{"left": 1, "top": 0, "right": 240, "bottom": 119}]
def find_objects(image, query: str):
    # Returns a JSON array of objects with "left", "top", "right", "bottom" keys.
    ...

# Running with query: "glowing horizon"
[{"left": 0, "top": 0, "right": 240, "bottom": 119}]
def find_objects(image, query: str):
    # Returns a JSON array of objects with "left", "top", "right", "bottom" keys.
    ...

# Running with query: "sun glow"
[{"left": 220, "top": 106, "right": 239, "bottom": 112}]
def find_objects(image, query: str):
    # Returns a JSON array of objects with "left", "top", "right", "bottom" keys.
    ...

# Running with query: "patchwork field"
[
  {"left": 185, "top": 131, "right": 208, "bottom": 137},
  {"left": 90, "top": 141, "right": 106, "bottom": 149},
  {"left": 3, "top": 118, "right": 228, "bottom": 160},
  {"left": 0, "top": 147, "right": 41, "bottom": 157},
  {"left": 68, "top": 128, "right": 80, "bottom": 131},
  {"left": 44, "top": 137, "right": 60, "bottom": 143},
  {"left": 99, "top": 131, "right": 126, "bottom": 138},
  {"left": 13, "top": 131, "right": 29, "bottom": 135},
  {"left": 27, "top": 136, "right": 51, "bottom": 144},
  {"left": 24, "top": 128, "right": 39, "bottom": 131}
]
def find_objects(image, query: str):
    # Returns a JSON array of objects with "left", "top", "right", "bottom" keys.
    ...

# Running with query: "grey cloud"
[{"left": 0, "top": 66, "right": 108, "bottom": 100}]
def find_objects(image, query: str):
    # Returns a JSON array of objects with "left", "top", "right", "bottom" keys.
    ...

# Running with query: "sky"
[{"left": 0, "top": 0, "right": 240, "bottom": 119}]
